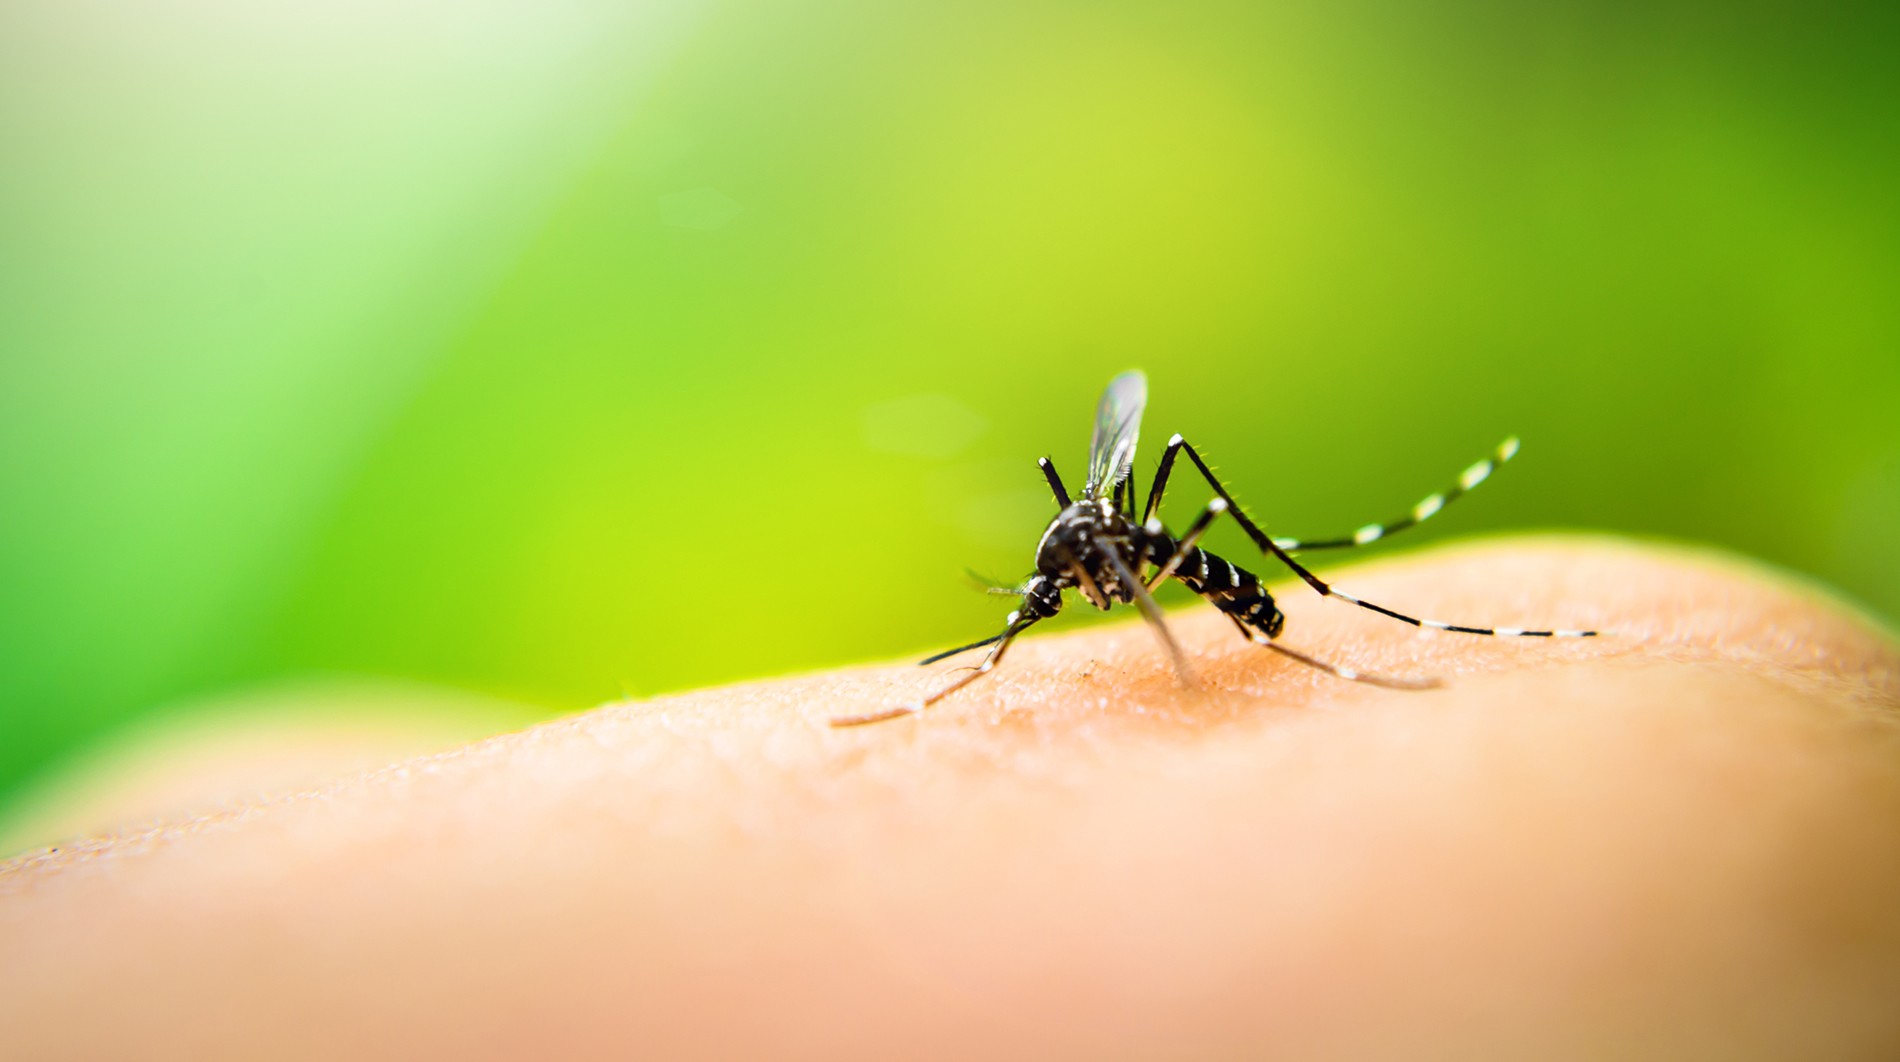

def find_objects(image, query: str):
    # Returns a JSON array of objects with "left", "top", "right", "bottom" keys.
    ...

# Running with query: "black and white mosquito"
[{"left": 832, "top": 371, "right": 1596, "bottom": 727}]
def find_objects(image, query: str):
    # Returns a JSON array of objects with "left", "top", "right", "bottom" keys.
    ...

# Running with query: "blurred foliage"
[{"left": 2, "top": 0, "right": 1897, "bottom": 811}]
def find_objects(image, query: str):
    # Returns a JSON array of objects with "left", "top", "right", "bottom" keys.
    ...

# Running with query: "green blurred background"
[{"left": 2, "top": 0, "right": 1896, "bottom": 820}]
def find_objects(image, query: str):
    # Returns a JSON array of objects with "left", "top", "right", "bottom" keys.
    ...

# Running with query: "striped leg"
[
  {"left": 1223, "top": 616, "right": 1440, "bottom": 690},
  {"left": 1143, "top": 497, "right": 1228, "bottom": 589},
  {"left": 1270, "top": 438, "right": 1521, "bottom": 552},
  {"left": 1147, "top": 435, "right": 1598, "bottom": 640},
  {"left": 1162, "top": 535, "right": 1440, "bottom": 690},
  {"left": 832, "top": 614, "right": 1042, "bottom": 727}
]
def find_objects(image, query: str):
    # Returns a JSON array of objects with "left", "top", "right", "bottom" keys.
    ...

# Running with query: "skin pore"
[{"left": 3, "top": 537, "right": 1898, "bottom": 1060}]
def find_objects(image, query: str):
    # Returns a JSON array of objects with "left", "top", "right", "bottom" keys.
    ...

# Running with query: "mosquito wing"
[{"left": 1082, "top": 370, "right": 1147, "bottom": 501}]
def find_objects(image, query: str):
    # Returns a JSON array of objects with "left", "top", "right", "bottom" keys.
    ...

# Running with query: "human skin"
[{"left": 2, "top": 537, "right": 1898, "bottom": 1060}]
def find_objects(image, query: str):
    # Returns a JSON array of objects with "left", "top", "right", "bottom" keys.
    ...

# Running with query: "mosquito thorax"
[{"left": 1033, "top": 499, "right": 1131, "bottom": 574}]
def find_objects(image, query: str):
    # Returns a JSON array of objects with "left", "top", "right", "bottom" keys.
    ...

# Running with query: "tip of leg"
[
  {"left": 830, "top": 705, "right": 919, "bottom": 728},
  {"left": 1359, "top": 671, "right": 1442, "bottom": 691}
]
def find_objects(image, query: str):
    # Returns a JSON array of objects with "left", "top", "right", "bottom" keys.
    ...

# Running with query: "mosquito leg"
[
  {"left": 1143, "top": 497, "right": 1229, "bottom": 589},
  {"left": 918, "top": 632, "right": 1005, "bottom": 666},
  {"left": 1140, "top": 436, "right": 1183, "bottom": 525},
  {"left": 1260, "top": 638, "right": 1438, "bottom": 690},
  {"left": 1216, "top": 615, "right": 1439, "bottom": 690},
  {"left": 832, "top": 616, "right": 1041, "bottom": 727},
  {"left": 1269, "top": 437, "right": 1520, "bottom": 552},
  {"left": 1038, "top": 457, "right": 1071, "bottom": 508},
  {"left": 1100, "top": 543, "right": 1193, "bottom": 686},
  {"left": 1164, "top": 437, "right": 1598, "bottom": 639},
  {"left": 1058, "top": 543, "right": 1111, "bottom": 610}
]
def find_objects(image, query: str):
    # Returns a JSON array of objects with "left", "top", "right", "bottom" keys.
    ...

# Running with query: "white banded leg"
[
  {"left": 832, "top": 614, "right": 1041, "bottom": 727},
  {"left": 1153, "top": 436, "right": 1598, "bottom": 640},
  {"left": 1270, "top": 437, "right": 1521, "bottom": 552},
  {"left": 1144, "top": 497, "right": 1228, "bottom": 590},
  {"left": 1222, "top": 617, "right": 1439, "bottom": 690},
  {"left": 1323, "top": 589, "right": 1599, "bottom": 638}
]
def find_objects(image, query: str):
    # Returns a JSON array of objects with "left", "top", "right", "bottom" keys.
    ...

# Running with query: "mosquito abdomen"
[{"left": 1158, "top": 541, "right": 1285, "bottom": 639}]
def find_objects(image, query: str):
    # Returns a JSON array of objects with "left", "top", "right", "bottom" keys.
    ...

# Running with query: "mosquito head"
[{"left": 1020, "top": 574, "right": 1064, "bottom": 619}]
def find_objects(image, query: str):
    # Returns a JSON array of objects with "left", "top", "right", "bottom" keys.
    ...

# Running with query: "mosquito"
[{"left": 831, "top": 370, "right": 1597, "bottom": 727}]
